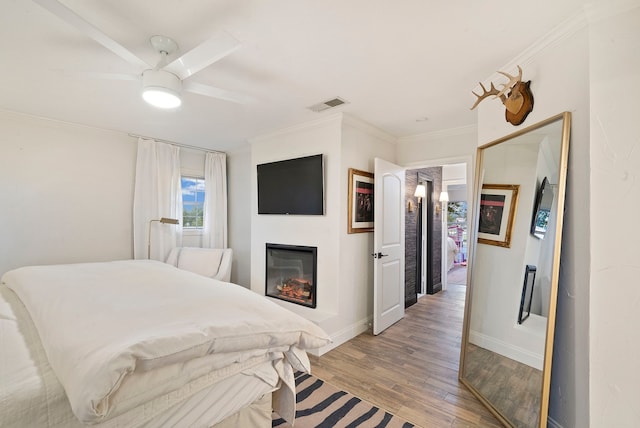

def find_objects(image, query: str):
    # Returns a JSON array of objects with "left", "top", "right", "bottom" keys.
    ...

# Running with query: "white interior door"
[{"left": 373, "top": 158, "right": 405, "bottom": 335}]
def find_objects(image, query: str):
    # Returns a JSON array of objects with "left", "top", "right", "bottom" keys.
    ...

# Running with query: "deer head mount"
[{"left": 471, "top": 66, "right": 534, "bottom": 126}]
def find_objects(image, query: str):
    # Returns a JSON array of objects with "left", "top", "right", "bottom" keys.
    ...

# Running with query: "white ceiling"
[{"left": 0, "top": 0, "right": 597, "bottom": 151}]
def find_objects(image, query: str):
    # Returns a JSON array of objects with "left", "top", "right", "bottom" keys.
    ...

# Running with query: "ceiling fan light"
[
  {"left": 142, "top": 70, "right": 182, "bottom": 109},
  {"left": 143, "top": 88, "right": 181, "bottom": 108}
]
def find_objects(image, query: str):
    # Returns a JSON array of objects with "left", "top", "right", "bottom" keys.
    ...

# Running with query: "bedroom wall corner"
[
  {"left": 227, "top": 145, "right": 252, "bottom": 287},
  {"left": 338, "top": 115, "right": 396, "bottom": 338}
]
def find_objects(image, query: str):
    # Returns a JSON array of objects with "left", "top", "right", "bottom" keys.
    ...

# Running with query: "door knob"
[{"left": 372, "top": 252, "right": 389, "bottom": 259}]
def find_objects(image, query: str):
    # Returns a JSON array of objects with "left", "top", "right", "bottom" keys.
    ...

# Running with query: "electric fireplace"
[{"left": 265, "top": 243, "right": 317, "bottom": 308}]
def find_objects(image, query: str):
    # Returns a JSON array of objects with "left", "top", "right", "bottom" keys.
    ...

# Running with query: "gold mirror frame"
[{"left": 459, "top": 112, "right": 571, "bottom": 428}]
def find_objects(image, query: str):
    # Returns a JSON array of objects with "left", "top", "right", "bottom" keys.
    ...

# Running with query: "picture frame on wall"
[
  {"left": 347, "top": 168, "right": 374, "bottom": 233},
  {"left": 477, "top": 183, "right": 520, "bottom": 248}
]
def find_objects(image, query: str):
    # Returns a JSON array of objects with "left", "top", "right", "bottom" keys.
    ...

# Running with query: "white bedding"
[
  {"left": 447, "top": 237, "right": 459, "bottom": 271},
  {"left": 2, "top": 283, "right": 277, "bottom": 428},
  {"left": 1, "top": 260, "right": 330, "bottom": 425}
]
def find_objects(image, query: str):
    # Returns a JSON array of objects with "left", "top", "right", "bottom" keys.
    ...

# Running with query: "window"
[{"left": 181, "top": 176, "right": 205, "bottom": 228}]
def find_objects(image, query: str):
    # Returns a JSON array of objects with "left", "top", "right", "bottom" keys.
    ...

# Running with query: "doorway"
[
  {"left": 444, "top": 197, "right": 468, "bottom": 285},
  {"left": 404, "top": 167, "right": 442, "bottom": 307},
  {"left": 441, "top": 168, "right": 468, "bottom": 288},
  {"left": 405, "top": 162, "right": 469, "bottom": 307}
]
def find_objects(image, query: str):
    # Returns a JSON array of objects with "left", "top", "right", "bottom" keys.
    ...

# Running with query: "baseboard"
[
  {"left": 428, "top": 282, "right": 442, "bottom": 294},
  {"left": 310, "top": 316, "right": 371, "bottom": 356},
  {"left": 469, "top": 330, "right": 543, "bottom": 370}
]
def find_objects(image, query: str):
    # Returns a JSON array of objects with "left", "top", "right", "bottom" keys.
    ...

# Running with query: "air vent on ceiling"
[{"left": 307, "top": 97, "right": 349, "bottom": 112}]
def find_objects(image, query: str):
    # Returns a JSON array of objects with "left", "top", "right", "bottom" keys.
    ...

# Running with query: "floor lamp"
[{"left": 148, "top": 217, "right": 180, "bottom": 259}]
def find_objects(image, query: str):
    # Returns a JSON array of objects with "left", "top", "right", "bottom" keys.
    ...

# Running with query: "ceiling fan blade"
[
  {"left": 184, "top": 81, "right": 255, "bottom": 104},
  {"left": 164, "top": 31, "right": 241, "bottom": 80},
  {"left": 33, "top": 0, "right": 149, "bottom": 70}
]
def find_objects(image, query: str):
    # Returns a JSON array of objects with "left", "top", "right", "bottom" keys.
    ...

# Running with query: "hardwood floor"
[
  {"left": 464, "top": 344, "right": 541, "bottom": 427},
  {"left": 309, "top": 283, "right": 502, "bottom": 427}
]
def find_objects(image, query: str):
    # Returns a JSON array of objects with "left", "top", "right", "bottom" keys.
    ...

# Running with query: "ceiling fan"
[{"left": 33, "top": 0, "right": 254, "bottom": 108}]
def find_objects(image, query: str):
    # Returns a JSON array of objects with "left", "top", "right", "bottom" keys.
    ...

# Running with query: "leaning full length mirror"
[{"left": 459, "top": 112, "right": 571, "bottom": 428}]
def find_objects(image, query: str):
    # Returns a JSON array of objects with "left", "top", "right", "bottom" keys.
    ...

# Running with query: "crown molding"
[
  {"left": 473, "top": 9, "right": 589, "bottom": 91},
  {"left": 342, "top": 113, "right": 397, "bottom": 144},
  {"left": 226, "top": 142, "right": 251, "bottom": 156},
  {"left": 249, "top": 112, "right": 397, "bottom": 145},
  {"left": 398, "top": 123, "right": 477, "bottom": 145},
  {"left": 248, "top": 113, "right": 343, "bottom": 144},
  {"left": 0, "top": 107, "right": 129, "bottom": 137},
  {"left": 472, "top": 0, "right": 637, "bottom": 93}
]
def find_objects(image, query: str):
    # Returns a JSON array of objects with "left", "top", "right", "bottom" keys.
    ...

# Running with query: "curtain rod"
[{"left": 128, "top": 133, "right": 225, "bottom": 154}]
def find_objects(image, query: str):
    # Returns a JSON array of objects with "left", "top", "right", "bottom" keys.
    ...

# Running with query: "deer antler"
[
  {"left": 470, "top": 82, "right": 504, "bottom": 110},
  {"left": 496, "top": 65, "right": 523, "bottom": 97},
  {"left": 469, "top": 65, "right": 533, "bottom": 125}
]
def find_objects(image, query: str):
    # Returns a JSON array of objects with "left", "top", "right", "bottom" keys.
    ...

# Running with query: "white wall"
[
  {"left": 336, "top": 115, "right": 396, "bottom": 344},
  {"left": 248, "top": 113, "right": 396, "bottom": 352},
  {"left": 0, "top": 110, "right": 136, "bottom": 277},
  {"left": 249, "top": 115, "right": 343, "bottom": 330},
  {"left": 475, "top": 17, "right": 591, "bottom": 428},
  {"left": 442, "top": 164, "right": 467, "bottom": 201},
  {"left": 227, "top": 146, "right": 252, "bottom": 287},
  {"left": 588, "top": 3, "right": 640, "bottom": 426},
  {"left": 397, "top": 126, "right": 477, "bottom": 166},
  {"left": 396, "top": 129, "right": 476, "bottom": 217}
]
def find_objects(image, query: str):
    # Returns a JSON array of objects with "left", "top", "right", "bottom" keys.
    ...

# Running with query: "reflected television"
[{"left": 530, "top": 176, "right": 553, "bottom": 239}]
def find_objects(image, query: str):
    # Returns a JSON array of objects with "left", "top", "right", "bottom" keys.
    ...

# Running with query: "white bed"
[{"left": 0, "top": 260, "right": 330, "bottom": 427}]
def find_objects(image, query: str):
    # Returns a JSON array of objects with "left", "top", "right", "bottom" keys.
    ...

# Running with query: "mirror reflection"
[
  {"left": 460, "top": 113, "right": 571, "bottom": 428},
  {"left": 531, "top": 177, "right": 554, "bottom": 240}
]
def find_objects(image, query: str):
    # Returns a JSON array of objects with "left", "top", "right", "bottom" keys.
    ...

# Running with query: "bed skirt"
[{"left": 212, "top": 393, "right": 272, "bottom": 428}]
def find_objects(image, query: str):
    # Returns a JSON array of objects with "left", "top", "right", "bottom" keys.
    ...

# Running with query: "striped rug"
[{"left": 272, "top": 371, "right": 414, "bottom": 428}]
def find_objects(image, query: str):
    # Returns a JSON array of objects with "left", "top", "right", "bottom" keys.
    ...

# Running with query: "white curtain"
[
  {"left": 133, "top": 138, "right": 183, "bottom": 260},
  {"left": 202, "top": 152, "right": 228, "bottom": 248}
]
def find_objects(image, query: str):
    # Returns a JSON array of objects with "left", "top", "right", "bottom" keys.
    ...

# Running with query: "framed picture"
[
  {"left": 348, "top": 168, "right": 374, "bottom": 233},
  {"left": 518, "top": 265, "right": 537, "bottom": 324},
  {"left": 477, "top": 184, "right": 520, "bottom": 248}
]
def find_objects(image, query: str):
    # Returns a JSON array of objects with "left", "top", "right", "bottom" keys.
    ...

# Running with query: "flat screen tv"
[{"left": 257, "top": 154, "right": 324, "bottom": 215}]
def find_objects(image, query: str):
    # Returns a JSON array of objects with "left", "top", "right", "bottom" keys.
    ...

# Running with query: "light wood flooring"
[
  {"left": 309, "top": 283, "right": 502, "bottom": 428},
  {"left": 463, "top": 344, "right": 541, "bottom": 428}
]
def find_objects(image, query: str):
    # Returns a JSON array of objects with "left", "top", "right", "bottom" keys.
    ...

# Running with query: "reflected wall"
[{"left": 460, "top": 113, "right": 570, "bottom": 428}]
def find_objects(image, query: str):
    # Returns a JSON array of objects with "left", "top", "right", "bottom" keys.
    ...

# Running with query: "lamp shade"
[
  {"left": 414, "top": 184, "right": 426, "bottom": 199},
  {"left": 439, "top": 191, "right": 449, "bottom": 202},
  {"left": 159, "top": 217, "right": 180, "bottom": 224},
  {"left": 142, "top": 70, "right": 182, "bottom": 109}
]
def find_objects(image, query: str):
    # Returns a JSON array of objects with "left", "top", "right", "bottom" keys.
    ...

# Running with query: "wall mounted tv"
[{"left": 257, "top": 154, "right": 324, "bottom": 215}]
